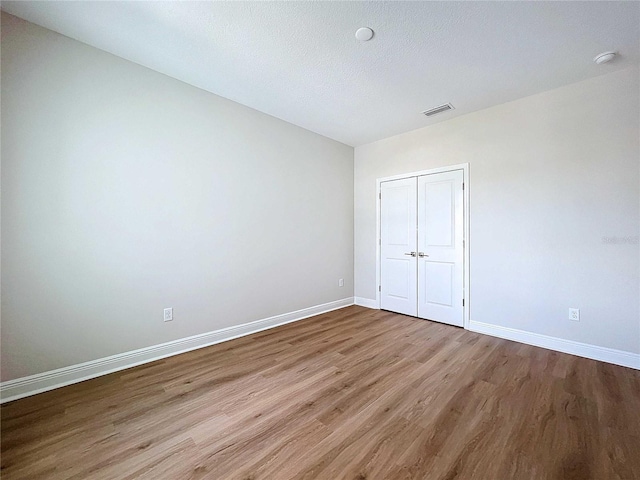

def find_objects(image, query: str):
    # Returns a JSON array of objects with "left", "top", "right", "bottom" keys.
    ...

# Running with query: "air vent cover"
[{"left": 422, "top": 103, "right": 454, "bottom": 117}]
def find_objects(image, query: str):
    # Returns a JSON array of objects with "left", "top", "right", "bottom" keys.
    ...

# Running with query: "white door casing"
[
  {"left": 417, "top": 170, "right": 464, "bottom": 327},
  {"left": 380, "top": 177, "right": 418, "bottom": 316}
]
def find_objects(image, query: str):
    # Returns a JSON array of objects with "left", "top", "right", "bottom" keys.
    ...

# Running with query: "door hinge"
[
  {"left": 379, "top": 285, "right": 381, "bottom": 292},
  {"left": 462, "top": 299, "right": 465, "bottom": 307},
  {"left": 379, "top": 192, "right": 381, "bottom": 200},
  {"left": 462, "top": 182, "right": 465, "bottom": 190},
  {"left": 379, "top": 238, "right": 381, "bottom": 245}
]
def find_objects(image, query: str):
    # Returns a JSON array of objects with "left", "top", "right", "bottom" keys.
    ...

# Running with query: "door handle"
[
  {"left": 404, "top": 252, "right": 417, "bottom": 257},
  {"left": 418, "top": 252, "right": 429, "bottom": 258}
]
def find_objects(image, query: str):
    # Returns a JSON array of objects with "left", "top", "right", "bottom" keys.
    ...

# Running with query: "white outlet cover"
[
  {"left": 164, "top": 307, "right": 173, "bottom": 322},
  {"left": 569, "top": 308, "right": 580, "bottom": 322},
  {"left": 338, "top": 278, "right": 344, "bottom": 287}
]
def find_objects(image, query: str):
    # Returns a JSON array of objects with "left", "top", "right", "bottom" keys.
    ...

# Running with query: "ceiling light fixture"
[
  {"left": 355, "top": 27, "right": 374, "bottom": 42},
  {"left": 593, "top": 51, "right": 617, "bottom": 65}
]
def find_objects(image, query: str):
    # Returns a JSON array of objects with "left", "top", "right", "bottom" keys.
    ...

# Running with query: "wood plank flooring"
[{"left": 2, "top": 306, "right": 639, "bottom": 479}]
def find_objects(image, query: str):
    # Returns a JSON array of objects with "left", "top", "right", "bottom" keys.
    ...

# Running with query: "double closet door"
[{"left": 380, "top": 170, "right": 464, "bottom": 327}]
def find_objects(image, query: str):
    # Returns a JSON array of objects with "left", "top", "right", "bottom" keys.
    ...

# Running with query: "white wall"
[
  {"left": 355, "top": 67, "right": 640, "bottom": 354},
  {"left": 1, "top": 14, "right": 354, "bottom": 381}
]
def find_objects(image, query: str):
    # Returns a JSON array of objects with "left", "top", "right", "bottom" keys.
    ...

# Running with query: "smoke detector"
[
  {"left": 594, "top": 51, "right": 617, "bottom": 65},
  {"left": 422, "top": 103, "right": 455, "bottom": 117},
  {"left": 355, "top": 27, "right": 374, "bottom": 42}
]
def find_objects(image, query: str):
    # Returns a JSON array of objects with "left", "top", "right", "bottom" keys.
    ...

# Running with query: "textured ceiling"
[{"left": 2, "top": 1, "right": 639, "bottom": 146}]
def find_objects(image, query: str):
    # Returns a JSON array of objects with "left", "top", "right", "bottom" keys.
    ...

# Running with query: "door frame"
[{"left": 376, "top": 163, "right": 470, "bottom": 329}]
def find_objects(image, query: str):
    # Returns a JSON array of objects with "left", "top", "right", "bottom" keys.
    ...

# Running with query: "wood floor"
[{"left": 2, "top": 306, "right": 639, "bottom": 480}]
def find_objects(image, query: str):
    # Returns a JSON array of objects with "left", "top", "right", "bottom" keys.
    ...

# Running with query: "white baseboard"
[
  {"left": 354, "top": 297, "right": 379, "bottom": 309},
  {"left": 468, "top": 320, "right": 640, "bottom": 370},
  {"left": 0, "top": 297, "right": 355, "bottom": 403}
]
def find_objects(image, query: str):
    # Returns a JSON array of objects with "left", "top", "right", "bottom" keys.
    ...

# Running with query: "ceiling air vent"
[{"left": 422, "top": 103, "right": 454, "bottom": 117}]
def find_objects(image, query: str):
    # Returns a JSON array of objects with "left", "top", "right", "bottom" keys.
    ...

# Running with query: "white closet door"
[
  {"left": 417, "top": 170, "right": 464, "bottom": 327},
  {"left": 380, "top": 177, "right": 418, "bottom": 316}
]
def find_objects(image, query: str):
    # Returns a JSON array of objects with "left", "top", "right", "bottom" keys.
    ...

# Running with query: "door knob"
[
  {"left": 418, "top": 252, "right": 429, "bottom": 257},
  {"left": 404, "top": 252, "right": 417, "bottom": 257}
]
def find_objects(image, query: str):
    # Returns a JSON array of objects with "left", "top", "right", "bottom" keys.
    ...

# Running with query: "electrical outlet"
[
  {"left": 569, "top": 308, "right": 579, "bottom": 322},
  {"left": 164, "top": 307, "right": 173, "bottom": 322},
  {"left": 338, "top": 278, "right": 344, "bottom": 287}
]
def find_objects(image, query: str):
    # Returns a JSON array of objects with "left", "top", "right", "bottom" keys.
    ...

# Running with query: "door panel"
[
  {"left": 386, "top": 260, "right": 411, "bottom": 299},
  {"left": 417, "top": 170, "right": 464, "bottom": 326},
  {"left": 380, "top": 178, "right": 417, "bottom": 316},
  {"left": 425, "top": 181, "right": 454, "bottom": 247},
  {"left": 424, "top": 262, "right": 454, "bottom": 306}
]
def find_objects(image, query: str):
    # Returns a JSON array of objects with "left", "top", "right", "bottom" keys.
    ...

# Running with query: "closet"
[{"left": 379, "top": 169, "right": 464, "bottom": 327}]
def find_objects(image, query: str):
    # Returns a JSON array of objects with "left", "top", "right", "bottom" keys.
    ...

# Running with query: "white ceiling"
[{"left": 2, "top": 1, "right": 639, "bottom": 146}]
